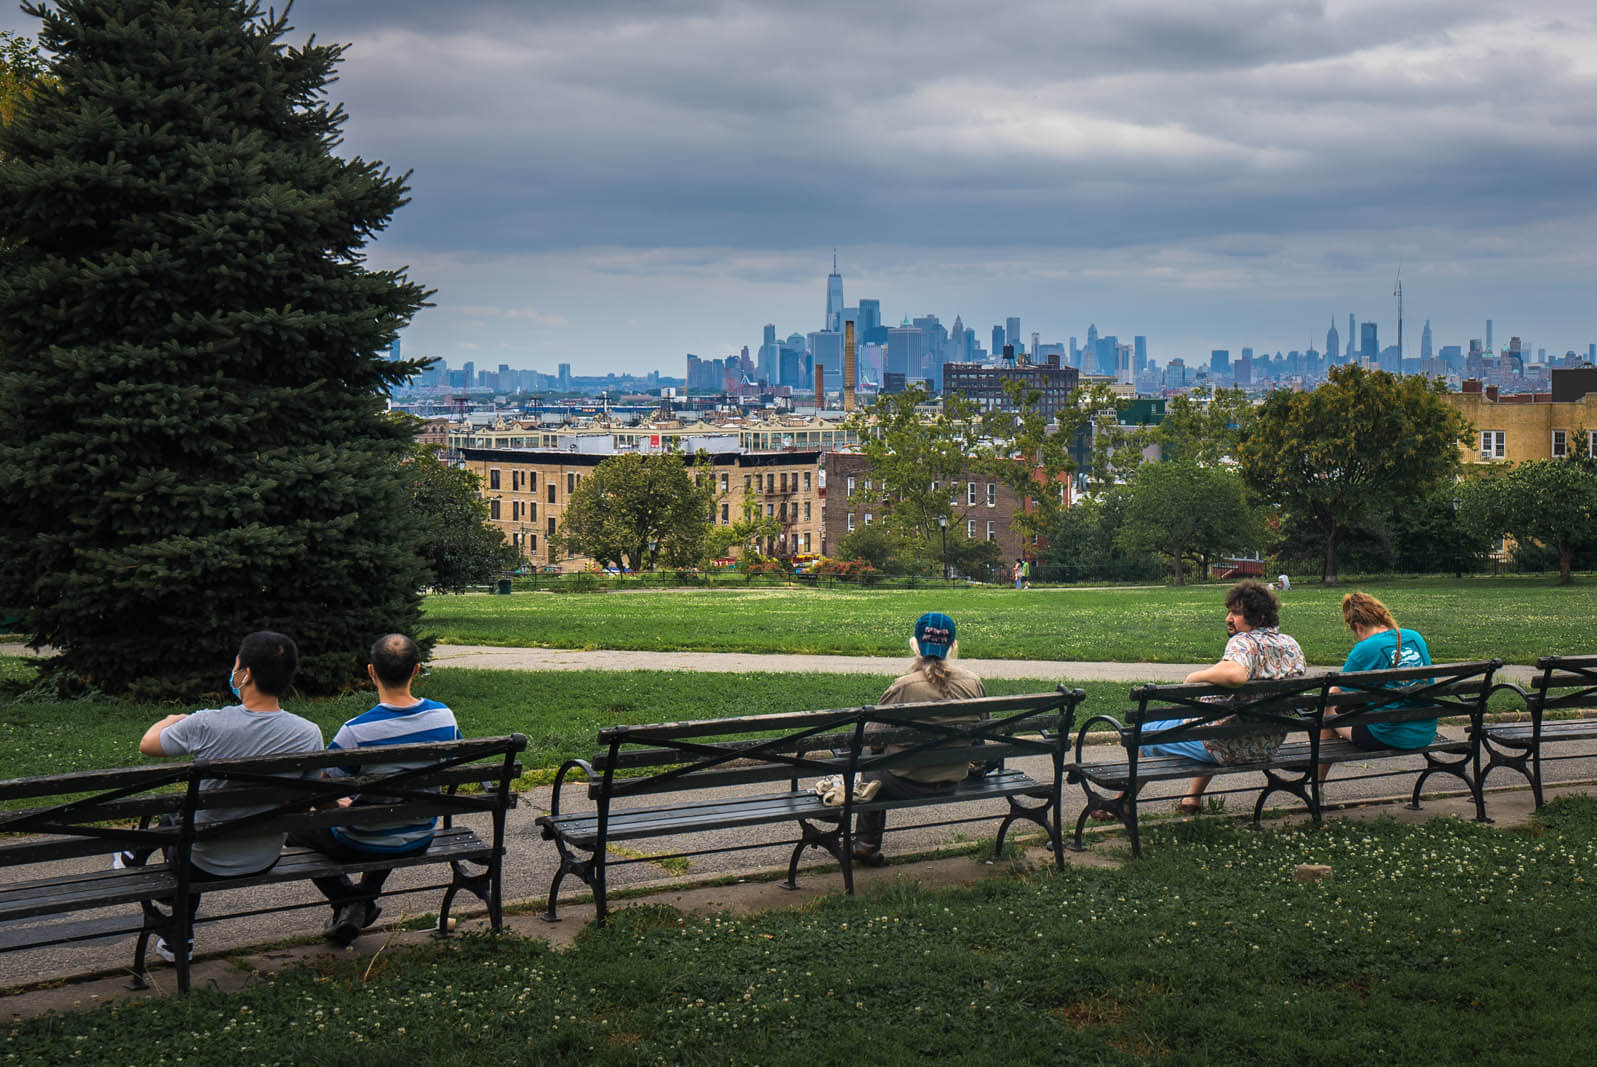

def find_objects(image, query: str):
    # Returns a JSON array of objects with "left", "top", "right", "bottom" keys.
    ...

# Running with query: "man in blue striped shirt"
[{"left": 293, "top": 633, "right": 460, "bottom": 946}]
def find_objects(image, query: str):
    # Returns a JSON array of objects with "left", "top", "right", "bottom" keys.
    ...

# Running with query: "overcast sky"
[{"left": 6, "top": 0, "right": 1596, "bottom": 375}]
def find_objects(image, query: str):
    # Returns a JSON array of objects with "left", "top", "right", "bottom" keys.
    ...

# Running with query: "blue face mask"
[{"left": 228, "top": 668, "right": 243, "bottom": 701}]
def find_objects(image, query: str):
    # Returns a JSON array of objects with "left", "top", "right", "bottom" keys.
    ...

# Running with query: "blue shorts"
[{"left": 1138, "top": 718, "right": 1216, "bottom": 763}]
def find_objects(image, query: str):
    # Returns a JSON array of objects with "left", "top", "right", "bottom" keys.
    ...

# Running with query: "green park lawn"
[
  {"left": 10, "top": 798, "right": 1597, "bottom": 1064},
  {"left": 420, "top": 575, "right": 1594, "bottom": 665}
]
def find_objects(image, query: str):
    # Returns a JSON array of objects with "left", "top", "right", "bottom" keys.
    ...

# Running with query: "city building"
[
  {"left": 942, "top": 361, "right": 1081, "bottom": 421},
  {"left": 464, "top": 447, "right": 825, "bottom": 571},
  {"left": 1445, "top": 369, "right": 1597, "bottom": 465}
]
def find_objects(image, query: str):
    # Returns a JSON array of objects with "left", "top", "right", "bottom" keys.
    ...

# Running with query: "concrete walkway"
[{"left": 430, "top": 644, "right": 1540, "bottom": 686}]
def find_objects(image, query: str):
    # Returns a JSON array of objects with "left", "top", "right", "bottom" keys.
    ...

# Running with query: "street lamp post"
[
  {"left": 1452, "top": 495, "right": 1463, "bottom": 579},
  {"left": 939, "top": 516, "right": 949, "bottom": 582}
]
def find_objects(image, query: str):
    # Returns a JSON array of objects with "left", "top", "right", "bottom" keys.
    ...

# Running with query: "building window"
[
  {"left": 721, "top": 502, "right": 729, "bottom": 522},
  {"left": 528, "top": 472, "right": 537, "bottom": 490},
  {"left": 511, "top": 501, "right": 519, "bottom": 521},
  {"left": 803, "top": 501, "right": 811, "bottom": 520},
  {"left": 803, "top": 472, "right": 811, "bottom": 490},
  {"left": 779, "top": 502, "right": 787, "bottom": 521},
  {"left": 803, "top": 533, "right": 811, "bottom": 552},
  {"left": 547, "top": 516, "right": 556, "bottom": 536},
  {"left": 529, "top": 502, "right": 537, "bottom": 521},
  {"left": 567, "top": 472, "right": 576, "bottom": 494},
  {"left": 720, "top": 473, "right": 728, "bottom": 493},
  {"left": 529, "top": 534, "right": 537, "bottom": 551},
  {"left": 847, "top": 476, "right": 856, "bottom": 496},
  {"left": 967, "top": 519, "right": 976, "bottom": 539},
  {"left": 745, "top": 474, "right": 752, "bottom": 491},
  {"left": 986, "top": 482, "right": 996, "bottom": 507},
  {"left": 1480, "top": 430, "right": 1506, "bottom": 459},
  {"left": 547, "top": 484, "right": 556, "bottom": 503},
  {"left": 864, "top": 513, "right": 872, "bottom": 524},
  {"left": 490, "top": 499, "right": 501, "bottom": 519},
  {"left": 847, "top": 513, "right": 855, "bottom": 532},
  {"left": 1552, "top": 429, "right": 1568, "bottom": 458},
  {"left": 767, "top": 473, "right": 775, "bottom": 493},
  {"left": 767, "top": 504, "right": 774, "bottom": 517},
  {"left": 780, "top": 473, "right": 788, "bottom": 492},
  {"left": 489, "top": 469, "right": 501, "bottom": 490},
  {"left": 1589, "top": 430, "right": 1597, "bottom": 458},
  {"left": 986, "top": 521, "right": 995, "bottom": 541},
  {"left": 968, "top": 481, "right": 977, "bottom": 505}
]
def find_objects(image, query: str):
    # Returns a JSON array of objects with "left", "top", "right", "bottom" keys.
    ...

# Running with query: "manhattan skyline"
[{"left": 4, "top": 0, "right": 1595, "bottom": 373}]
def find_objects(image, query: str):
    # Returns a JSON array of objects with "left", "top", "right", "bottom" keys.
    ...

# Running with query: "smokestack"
[
  {"left": 814, "top": 363, "right": 825, "bottom": 410},
  {"left": 843, "top": 320, "right": 856, "bottom": 412}
]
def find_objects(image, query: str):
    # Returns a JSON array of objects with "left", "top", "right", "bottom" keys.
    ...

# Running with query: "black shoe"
[
  {"left": 324, "top": 903, "right": 364, "bottom": 947},
  {"left": 852, "top": 847, "right": 888, "bottom": 868},
  {"left": 361, "top": 903, "right": 383, "bottom": 930}
]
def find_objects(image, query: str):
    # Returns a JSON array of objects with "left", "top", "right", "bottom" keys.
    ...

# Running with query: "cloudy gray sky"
[{"left": 6, "top": 0, "right": 1596, "bottom": 375}]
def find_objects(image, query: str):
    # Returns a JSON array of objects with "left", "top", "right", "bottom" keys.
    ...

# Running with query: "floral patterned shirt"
[{"left": 1201, "top": 627, "right": 1308, "bottom": 764}]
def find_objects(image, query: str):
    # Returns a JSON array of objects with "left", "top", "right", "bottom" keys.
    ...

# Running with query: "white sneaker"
[
  {"left": 153, "top": 938, "right": 192, "bottom": 964},
  {"left": 111, "top": 850, "right": 135, "bottom": 870}
]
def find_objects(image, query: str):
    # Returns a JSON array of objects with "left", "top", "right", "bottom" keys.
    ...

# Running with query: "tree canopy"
[
  {"left": 558, "top": 452, "right": 717, "bottom": 572},
  {"left": 1116, "top": 461, "right": 1259, "bottom": 584},
  {"left": 844, "top": 385, "right": 985, "bottom": 549},
  {"left": 1458, "top": 458, "right": 1597, "bottom": 584},
  {"left": 408, "top": 444, "right": 519, "bottom": 593},
  {"left": 0, "top": 1, "right": 431, "bottom": 696},
  {"left": 1237, "top": 366, "right": 1469, "bottom": 585}
]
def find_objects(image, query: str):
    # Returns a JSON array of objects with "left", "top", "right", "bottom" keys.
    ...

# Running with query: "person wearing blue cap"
[{"left": 851, "top": 612, "right": 986, "bottom": 866}]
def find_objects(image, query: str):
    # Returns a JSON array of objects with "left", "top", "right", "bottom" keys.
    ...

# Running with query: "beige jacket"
[{"left": 869, "top": 663, "right": 986, "bottom": 784}]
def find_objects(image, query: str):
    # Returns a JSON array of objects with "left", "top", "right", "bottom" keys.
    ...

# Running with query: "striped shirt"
[{"left": 326, "top": 699, "right": 461, "bottom": 854}]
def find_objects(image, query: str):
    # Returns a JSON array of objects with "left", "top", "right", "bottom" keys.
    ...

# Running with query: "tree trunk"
[
  {"left": 1171, "top": 543, "right": 1186, "bottom": 585},
  {"left": 1559, "top": 536, "right": 1573, "bottom": 585},
  {"left": 1321, "top": 521, "right": 1341, "bottom": 586}
]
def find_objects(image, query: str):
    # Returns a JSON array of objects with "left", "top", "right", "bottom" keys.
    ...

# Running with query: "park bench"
[
  {"left": 1069, "top": 661, "right": 1501, "bottom": 857},
  {"left": 535, "top": 688, "right": 1084, "bottom": 923},
  {"left": 0, "top": 734, "right": 524, "bottom": 993},
  {"left": 1479, "top": 655, "right": 1597, "bottom": 809}
]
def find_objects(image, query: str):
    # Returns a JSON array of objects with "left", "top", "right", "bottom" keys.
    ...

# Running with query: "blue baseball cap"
[{"left": 914, "top": 612, "right": 956, "bottom": 659}]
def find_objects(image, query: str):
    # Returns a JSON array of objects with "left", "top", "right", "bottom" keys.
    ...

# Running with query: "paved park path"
[{"left": 429, "top": 644, "right": 1541, "bottom": 686}]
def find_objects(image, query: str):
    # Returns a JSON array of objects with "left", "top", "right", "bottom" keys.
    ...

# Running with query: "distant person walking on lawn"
[
  {"left": 289, "top": 633, "right": 462, "bottom": 946},
  {"left": 851, "top": 612, "right": 985, "bottom": 867},
  {"left": 1095, "top": 580, "right": 1305, "bottom": 819},
  {"left": 1318, "top": 593, "right": 1435, "bottom": 780},
  {"left": 127, "top": 631, "right": 323, "bottom": 962}
]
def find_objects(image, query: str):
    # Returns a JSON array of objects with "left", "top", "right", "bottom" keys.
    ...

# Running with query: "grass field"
[
  {"left": 420, "top": 576, "right": 1594, "bottom": 665},
  {"left": 0, "top": 663, "right": 1102, "bottom": 779},
  {"left": 10, "top": 797, "right": 1597, "bottom": 1063}
]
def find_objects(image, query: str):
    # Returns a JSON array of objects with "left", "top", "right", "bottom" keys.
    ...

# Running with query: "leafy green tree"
[
  {"left": 408, "top": 445, "right": 518, "bottom": 593},
  {"left": 708, "top": 488, "right": 783, "bottom": 563},
  {"left": 1155, "top": 386, "right": 1255, "bottom": 465},
  {"left": 835, "top": 523, "right": 898, "bottom": 572},
  {"left": 0, "top": 1, "right": 431, "bottom": 696},
  {"left": 558, "top": 452, "right": 716, "bottom": 572},
  {"left": 844, "top": 385, "right": 984, "bottom": 555},
  {"left": 1116, "top": 462, "right": 1259, "bottom": 584},
  {"left": 1237, "top": 366, "right": 1469, "bottom": 585},
  {"left": 0, "top": 31, "right": 51, "bottom": 128},
  {"left": 974, "top": 378, "right": 1085, "bottom": 544},
  {"left": 1037, "top": 490, "right": 1163, "bottom": 583},
  {"left": 1458, "top": 459, "right": 1597, "bottom": 584}
]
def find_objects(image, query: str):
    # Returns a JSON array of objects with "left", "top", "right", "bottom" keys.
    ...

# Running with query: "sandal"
[
  {"left": 1088, "top": 808, "right": 1118, "bottom": 822},
  {"left": 1177, "top": 799, "right": 1202, "bottom": 815}
]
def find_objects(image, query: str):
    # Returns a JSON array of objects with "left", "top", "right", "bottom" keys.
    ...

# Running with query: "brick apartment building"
[
  {"left": 1446, "top": 367, "right": 1597, "bottom": 465},
  {"left": 821, "top": 452, "right": 1034, "bottom": 566},
  {"left": 463, "top": 447, "right": 824, "bottom": 572}
]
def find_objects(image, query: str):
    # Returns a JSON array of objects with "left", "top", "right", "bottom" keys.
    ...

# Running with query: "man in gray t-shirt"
[{"left": 135, "top": 632, "right": 322, "bottom": 925}]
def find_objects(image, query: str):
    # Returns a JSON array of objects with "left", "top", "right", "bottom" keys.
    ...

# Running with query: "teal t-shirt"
[{"left": 1340, "top": 628, "right": 1434, "bottom": 748}]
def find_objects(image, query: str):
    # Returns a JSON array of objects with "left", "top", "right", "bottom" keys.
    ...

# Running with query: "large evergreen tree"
[{"left": 0, "top": 1, "right": 431, "bottom": 696}]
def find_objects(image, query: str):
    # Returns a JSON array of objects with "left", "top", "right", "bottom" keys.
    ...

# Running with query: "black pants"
[
  {"left": 287, "top": 826, "right": 421, "bottom": 913},
  {"left": 852, "top": 770, "right": 958, "bottom": 851}
]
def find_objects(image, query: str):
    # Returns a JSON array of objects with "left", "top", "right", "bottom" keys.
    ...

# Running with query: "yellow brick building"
[
  {"left": 1446, "top": 371, "right": 1597, "bottom": 465},
  {"left": 462, "top": 447, "right": 825, "bottom": 572}
]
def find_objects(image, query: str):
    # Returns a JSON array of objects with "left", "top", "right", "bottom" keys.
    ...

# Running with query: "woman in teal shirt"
[{"left": 1326, "top": 592, "right": 1435, "bottom": 749}]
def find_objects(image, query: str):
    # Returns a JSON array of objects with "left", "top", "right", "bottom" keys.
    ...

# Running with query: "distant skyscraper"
[
  {"left": 1360, "top": 322, "right": 1379, "bottom": 363},
  {"left": 388, "top": 337, "right": 402, "bottom": 362},
  {"left": 992, "top": 325, "right": 1005, "bottom": 358},
  {"left": 1421, "top": 319, "right": 1433, "bottom": 360},
  {"left": 1133, "top": 336, "right": 1147, "bottom": 373},
  {"left": 758, "top": 324, "right": 777, "bottom": 383},
  {"left": 1006, "top": 317, "right": 1021, "bottom": 350},
  {"left": 1210, "top": 350, "right": 1230, "bottom": 376},
  {"left": 1326, "top": 319, "right": 1340, "bottom": 365},
  {"left": 557, "top": 362, "right": 570, "bottom": 390},
  {"left": 1087, "top": 323, "right": 1098, "bottom": 350},
  {"left": 825, "top": 252, "right": 843, "bottom": 331},
  {"left": 1347, "top": 314, "right": 1356, "bottom": 359},
  {"left": 1030, "top": 331, "right": 1040, "bottom": 361},
  {"left": 857, "top": 298, "right": 881, "bottom": 335},
  {"left": 1486, "top": 319, "right": 1494, "bottom": 356}
]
